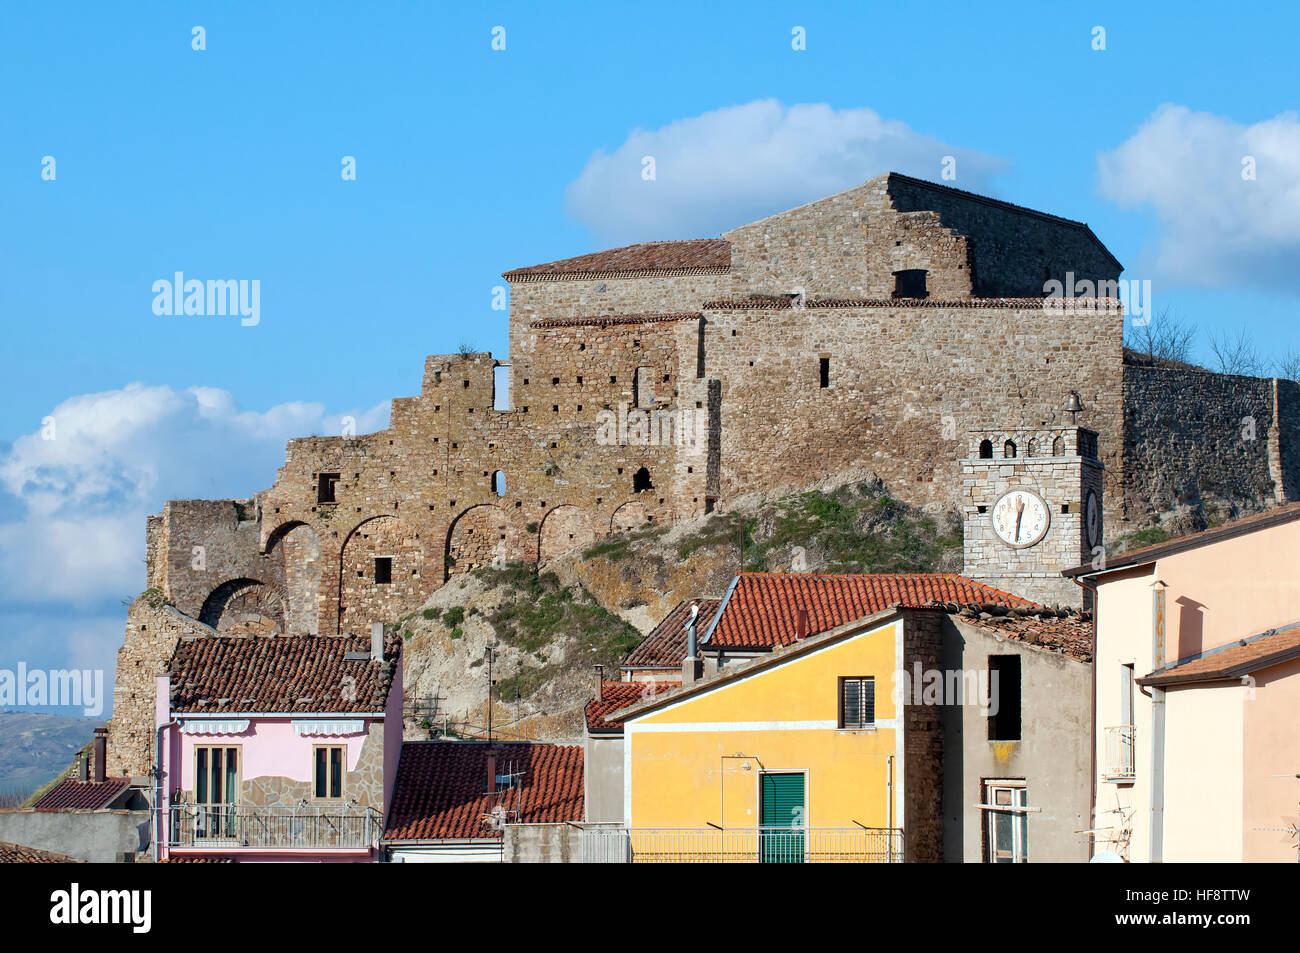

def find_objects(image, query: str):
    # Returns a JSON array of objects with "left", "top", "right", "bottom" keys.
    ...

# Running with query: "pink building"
[{"left": 155, "top": 625, "right": 402, "bottom": 862}]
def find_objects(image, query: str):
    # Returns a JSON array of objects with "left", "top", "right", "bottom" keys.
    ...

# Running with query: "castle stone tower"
[{"left": 962, "top": 426, "right": 1103, "bottom": 607}]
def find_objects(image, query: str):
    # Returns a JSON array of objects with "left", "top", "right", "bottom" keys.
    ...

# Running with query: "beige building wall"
[
  {"left": 1162, "top": 683, "right": 1244, "bottom": 862},
  {"left": 1092, "top": 565, "right": 1157, "bottom": 862},
  {"left": 1090, "top": 517, "right": 1300, "bottom": 863},
  {"left": 1244, "top": 655, "right": 1300, "bottom": 862}
]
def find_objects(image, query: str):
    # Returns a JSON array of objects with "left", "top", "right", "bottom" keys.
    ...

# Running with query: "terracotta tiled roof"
[
  {"left": 169, "top": 634, "right": 401, "bottom": 714},
  {"left": 1066, "top": 502, "right": 1300, "bottom": 577},
  {"left": 624, "top": 599, "right": 722, "bottom": 671},
  {"left": 1139, "top": 621, "right": 1300, "bottom": 688},
  {"left": 955, "top": 610, "right": 1094, "bottom": 662},
  {"left": 0, "top": 841, "right": 82, "bottom": 863},
  {"left": 505, "top": 239, "right": 731, "bottom": 281},
  {"left": 703, "top": 296, "right": 1122, "bottom": 311},
  {"left": 384, "top": 742, "right": 584, "bottom": 842},
  {"left": 585, "top": 680, "right": 681, "bottom": 734},
  {"left": 705, "top": 573, "right": 1036, "bottom": 649},
  {"left": 32, "top": 777, "right": 132, "bottom": 811},
  {"left": 530, "top": 312, "right": 703, "bottom": 329}
]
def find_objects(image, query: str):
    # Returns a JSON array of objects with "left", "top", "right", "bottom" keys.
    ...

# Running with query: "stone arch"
[
  {"left": 979, "top": 439, "right": 993, "bottom": 459},
  {"left": 537, "top": 504, "right": 595, "bottom": 565},
  {"left": 610, "top": 500, "right": 652, "bottom": 534},
  {"left": 264, "top": 521, "right": 323, "bottom": 636},
  {"left": 199, "top": 578, "right": 285, "bottom": 635},
  {"left": 445, "top": 504, "right": 510, "bottom": 580},
  {"left": 339, "top": 515, "right": 426, "bottom": 632},
  {"left": 1003, "top": 440, "right": 1017, "bottom": 458},
  {"left": 1052, "top": 435, "right": 1064, "bottom": 456}
]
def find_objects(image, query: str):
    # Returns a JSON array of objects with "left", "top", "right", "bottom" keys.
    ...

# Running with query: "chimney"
[
  {"left": 93, "top": 726, "right": 107, "bottom": 783},
  {"left": 371, "top": 621, "right": 384, "bottom": 662},
  {"left": 77, "top": 752, "right": 89, "bottom": 782},
  {"left": 796, "top": 608, "right": 808, "bottom": 640},
  {"left": 486, "top": 752, "right": 497, "bottom": 795},
  {"left": 681, "top": 603, "right": 703, "bottom": 685},
  {"left": 595, "top": 665, "right": 604, "bottom": 701}
]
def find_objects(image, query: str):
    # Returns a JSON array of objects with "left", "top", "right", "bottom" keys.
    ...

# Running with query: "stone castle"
[{"left": 107, "top": 171, "right": 1300, "bottom": 776}]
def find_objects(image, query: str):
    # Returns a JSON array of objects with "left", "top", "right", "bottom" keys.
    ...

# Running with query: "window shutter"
[
  {"left": 841, "top": 678, "right": 861, "bottom": 728},
  {"left": 862, "top": 677, "right": 875, "bottom": 726}
]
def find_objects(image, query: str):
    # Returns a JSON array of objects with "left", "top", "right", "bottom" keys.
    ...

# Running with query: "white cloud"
[
  {"left": 1098, "top": 105, "right": 1300, "bottom": 291},
  {"left": 564, "top": 99, "right": 1009, "bottom": 245},
  {"left": 0, "top": 383, "right": 389, "bottom": 606}
]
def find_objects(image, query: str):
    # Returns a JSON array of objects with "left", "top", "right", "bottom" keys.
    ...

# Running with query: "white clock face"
[
  {"left": 1085, "top": 491, "right": 1101, "bottom": 548},
  {"left": 992, "top": 489, "right": 1050, "bottom": 548}
]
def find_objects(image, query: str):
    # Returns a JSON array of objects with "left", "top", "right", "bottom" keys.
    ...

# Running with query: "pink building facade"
[{"left": 154, "top": 629, "right": 402, "bottom": 862}]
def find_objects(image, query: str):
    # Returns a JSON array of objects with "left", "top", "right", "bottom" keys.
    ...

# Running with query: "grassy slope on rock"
[{"left": 475, "top": 565, "right": 643, "bottom": 702}]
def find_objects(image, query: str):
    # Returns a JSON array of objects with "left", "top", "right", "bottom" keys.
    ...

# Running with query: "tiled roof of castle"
[
  {"left": 702, "top": 296, "right": 1123, "bottom": 311},
  {"left": 624, "top": 599, "right": 722, "bottom": 670},
  {"left": 505, "top": 239, "right": 731, "bottom": 281},
  {"left": 384, "top": 742, "right": 584, "bottom": 842},
  {"left": 1066, "top": 502, "right": 1300, "bottom": 578},
  {"left": 957, "top": 610, "right": 1094, "bottom": 663},
  {"left": 585, "top": 680, "right": 681, "bottom": 734},
  {"left": 168, "top": 634, "right": 401, "bottom": 714},
  {"left": 0, "top": 841, "right": 82, "bottom": 863},
  {"left": 705, "top": 573, "right": 1037, "bottom": 649},
  {"left": 32, "top": 777, "right": 132, "bottom": 811},
  {"left": 1139, "top": 621, "right": 1300, "bottom": 688},
  {"left": 530, "top": 311, "right": 703, "bottom": 329}
]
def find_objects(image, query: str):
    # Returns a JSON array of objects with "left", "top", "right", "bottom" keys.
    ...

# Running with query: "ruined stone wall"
[
  {"left": 702, "top": 300, "right": 1124, "bottom": 516},
  {"left": 1121, "top": 365, "right": 1300, "bottom": 526},
  {"left": 109, "top": 600, "right": 217, "bottom": 778}
]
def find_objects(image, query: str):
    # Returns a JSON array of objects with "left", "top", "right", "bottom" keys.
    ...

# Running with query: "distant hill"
[{"left": 0, "top": 710, "right": 103, "bottom": 799}]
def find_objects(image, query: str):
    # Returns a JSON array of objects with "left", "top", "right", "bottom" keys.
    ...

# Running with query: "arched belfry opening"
[
  {"left": 491, "top": 470, "right": 506, "bottom": 497},
  {"left": 633, "top": 467, "right": 653, "bottom": 493},
  {"left": 1004, "top": 440, "right": 1017, "bottom": 458},
  {"left": 978, "top": 439, "right": 993, "bottom": 459}
]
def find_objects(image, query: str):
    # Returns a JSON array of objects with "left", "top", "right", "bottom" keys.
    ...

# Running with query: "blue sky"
[{"left": 1, "top": 1, "right": 1298, "bottom": 711}]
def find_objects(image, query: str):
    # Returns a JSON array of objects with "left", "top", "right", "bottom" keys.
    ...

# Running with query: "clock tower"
[{"left": 961, "top": 423, "right": 1103, "bottom": 608}]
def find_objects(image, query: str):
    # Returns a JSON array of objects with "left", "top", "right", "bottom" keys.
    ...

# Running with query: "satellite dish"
[{"left": 1089, "top": 850, "right": 1124, "bottom": 863}]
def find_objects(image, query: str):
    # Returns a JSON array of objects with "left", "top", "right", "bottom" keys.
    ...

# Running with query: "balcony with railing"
[
  {"left": 167, "top": 803, "right": 382, "bottom": 852},
  {"left": 1103, "top": 725, "right": 1136, "bottom": 781},
  {"left": 580, "top": 827, "right": 904, "bottom": 863}
]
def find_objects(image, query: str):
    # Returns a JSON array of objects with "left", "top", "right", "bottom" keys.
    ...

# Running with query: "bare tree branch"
[
  {"left": 1208, "top": 327, "right": 1267, "bottom": 376},
  {"left": 1124, "top": 307, "right": 1198, "bottom": 365}
]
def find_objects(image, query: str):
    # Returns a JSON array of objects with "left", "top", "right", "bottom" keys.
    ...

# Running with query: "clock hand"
[{"left": 1014, "top": 497, "right": 1025, "bottom": 541}]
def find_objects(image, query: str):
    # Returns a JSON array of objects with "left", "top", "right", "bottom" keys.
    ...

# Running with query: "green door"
[{"left": 760, "top": 773, "right": 805, "bottom": 863}]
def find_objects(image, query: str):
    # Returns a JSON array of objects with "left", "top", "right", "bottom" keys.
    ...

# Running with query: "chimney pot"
[
  {"left": 93, "top": 726, "right": 107, "bottom": 783},
  {"left": 595, "top": 665, "right": 604, "bottom": 701},
  {"left": 77, "top": 752, "right": 89, "bottom": 782},
  {"left": 486, "top": 753, "right": 497, "bottom": 794},
  {"left": 371, "top": 622, "right": 384, "bottom": 662}
]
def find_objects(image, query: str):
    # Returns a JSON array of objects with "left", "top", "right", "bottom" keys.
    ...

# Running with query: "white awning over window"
[
  {"left": 178, "top": 719, "right": 250, "bottom": 735},
  {"left": 293, "top": 719, "right": 366, "bottom": 737}
]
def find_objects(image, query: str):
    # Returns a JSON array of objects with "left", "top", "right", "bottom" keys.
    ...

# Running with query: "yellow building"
[{"left": 614, "top": 607, "right": 931, "bottom": 862}]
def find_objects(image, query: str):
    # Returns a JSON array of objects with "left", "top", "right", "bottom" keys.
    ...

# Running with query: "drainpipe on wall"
[{"left": 1148, "top": 580, "right": 1167, "bottom": 863}]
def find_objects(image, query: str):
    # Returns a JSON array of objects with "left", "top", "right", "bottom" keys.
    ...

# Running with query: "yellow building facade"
[{"left": 616, "top": 609, "right": 938, "bottom": 860}]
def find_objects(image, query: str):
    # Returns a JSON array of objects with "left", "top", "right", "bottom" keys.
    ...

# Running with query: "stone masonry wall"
[
  {"left": 109, "top": 600, "right": 217, "bottom": 778},
  {"left": 1121, "top": 365, "right": 1300, "bottom": 525},
  {"left": 704, "top": 300, "right": 1124, "bottom": 516}
]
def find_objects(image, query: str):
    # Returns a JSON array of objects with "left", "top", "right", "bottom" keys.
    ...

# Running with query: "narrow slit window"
[{"left": 819, "top": 357, "right": 830, "bottom": 389}]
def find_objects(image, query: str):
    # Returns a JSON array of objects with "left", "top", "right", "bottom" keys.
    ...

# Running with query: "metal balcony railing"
[
  {"left": 167, "top": 803, "right": 382, "bottom": 850},
  {"left": 1103, "top": 725, "right": 1136, "bottom": 780},
  {"left": 580, "top": 827, "right": 904, "bottom": 863}
]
